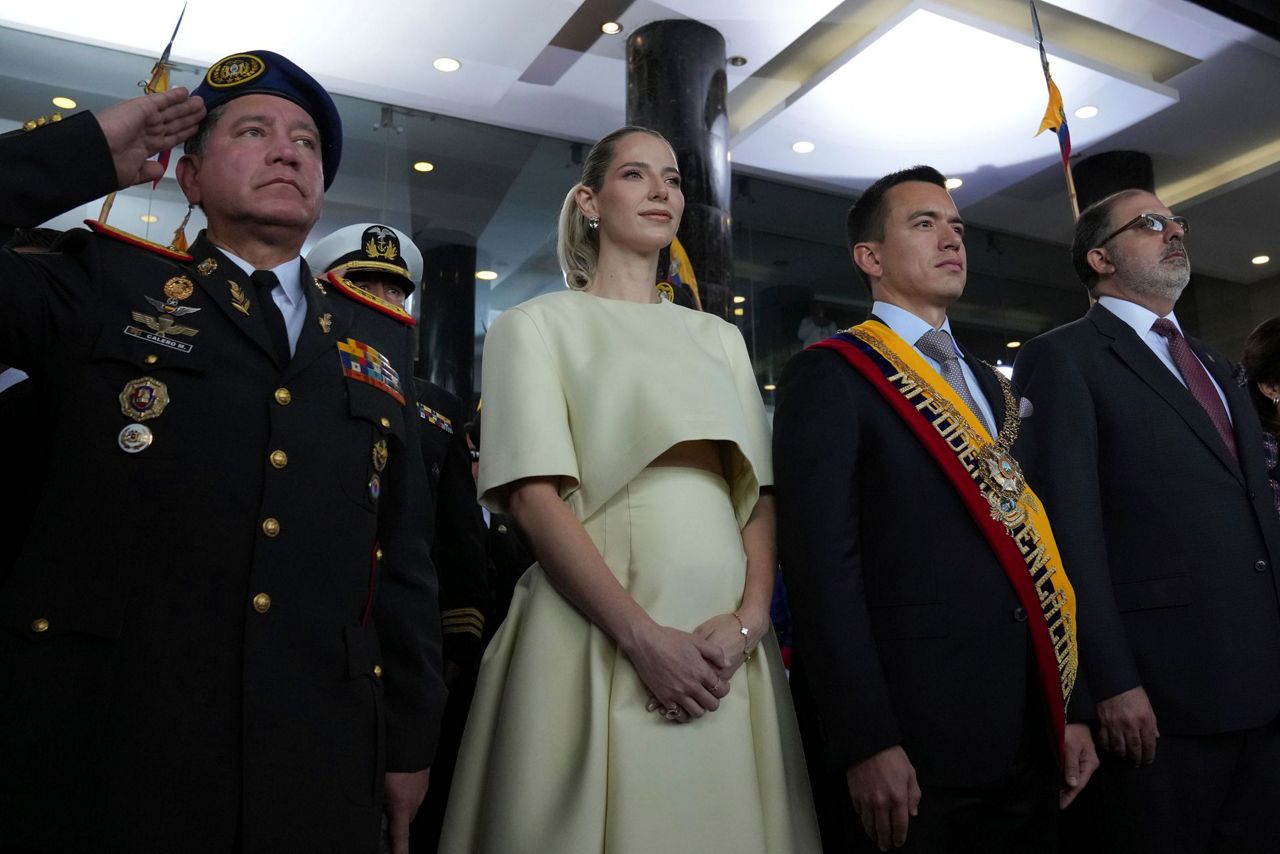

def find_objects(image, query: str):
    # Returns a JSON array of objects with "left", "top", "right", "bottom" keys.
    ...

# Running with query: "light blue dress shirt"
[{"left": 871, "top": 300, "right": 998, "bottom": 438}]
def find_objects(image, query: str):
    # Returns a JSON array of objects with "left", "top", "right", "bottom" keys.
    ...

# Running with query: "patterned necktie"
[
  {"left": 1151, "top": 318, "right": 1237, "bottom": 459},
  {"left": 250, "top": 269, "right": 291, "bottom": 365},
  {"left": 915, "top": 328, "right": 992, "bottom": 435}
]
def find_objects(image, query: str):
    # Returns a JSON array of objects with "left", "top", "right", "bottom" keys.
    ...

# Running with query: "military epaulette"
[
  {"left": 84, "top": 220, "right": 194, "bottom": 262},
  {"left": 327, "top": 271, "right": 416, "bottom": 326}
]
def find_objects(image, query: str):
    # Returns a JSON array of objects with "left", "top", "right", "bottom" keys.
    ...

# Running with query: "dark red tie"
[{"left": 1151, "top": 318, "right": 1237, "bottom": 459}]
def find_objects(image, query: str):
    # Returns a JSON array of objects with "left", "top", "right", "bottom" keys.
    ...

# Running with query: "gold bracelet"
[{"left": 732, "top": 612, "right": 752, "bottom": 661}]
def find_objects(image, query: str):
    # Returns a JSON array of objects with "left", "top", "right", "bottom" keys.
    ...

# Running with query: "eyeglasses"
[{"left": 1095, "top": 213, "right": 1189, "bottom": 248}]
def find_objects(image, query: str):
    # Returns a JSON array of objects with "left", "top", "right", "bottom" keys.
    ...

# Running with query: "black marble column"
[
  {"left": 417, "top": 241, "right": 476, "bottom": 405},
  {"left": 627, "top": 20, "right": 732, "bottom": 319},
  {"left": 1073, "top": 151, "right": 1155, "bottom": 211}
]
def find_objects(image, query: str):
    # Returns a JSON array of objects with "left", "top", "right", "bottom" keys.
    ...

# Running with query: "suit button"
[
  {"left": 379, "top": 417, "right": 391, "bottom": 429},
  {"left": 1256, "top": 560, "right": 1269, "bottom": 573},
  {"left": 431, "top": 463, "right": 440, "bottom": 479},
  {"left": 144, "top": 354, "right": 158, "bottom": 365},
  {"left": 1012, "top": 607, "right": 1028, "bottom": 622},
  {"left": 252, "top": 593, "right": 271, "bottom": 613},
  {"left": 31, "top": 617, "right": 49, "bottom": 633},
  {"left": 373, "top": 665, "right": 383, "bottom": 679},
  {"left": 269, "top": 450, "right": 288, "bottom": 468},
  {"left": 262, "top": 517, "right": 281, "bottom": 537},
  {"left": 497, "top": 524, "right": 508, "bottom": 534},
  {"left": 274, "top": 387, "right": 292, "bottom": 405}
]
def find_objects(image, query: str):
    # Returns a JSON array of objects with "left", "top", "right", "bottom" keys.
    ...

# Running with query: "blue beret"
[{"left": 192, "top": 50, "right": 342, "bottom": 190}]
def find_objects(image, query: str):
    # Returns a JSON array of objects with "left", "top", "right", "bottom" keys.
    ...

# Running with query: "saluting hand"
[{"left": 94, "top": 87, "right": 206, "bottom": 189}]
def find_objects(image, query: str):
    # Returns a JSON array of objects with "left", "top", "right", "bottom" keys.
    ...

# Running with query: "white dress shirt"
[
  {"left": 219, "top": 250, "right": 308, "bottom": 355},
  {"left": 872, "top": 300, "right": 998, "bottom": 437},
  {"left": 1096, "top": 296, "right": 1231, "bottom": 421}
]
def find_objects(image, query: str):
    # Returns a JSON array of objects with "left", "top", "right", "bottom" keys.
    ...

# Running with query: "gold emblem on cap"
[
  {"left": 163, "top": 276, "right": 195, "bottom": 301},
  {"left": 229, "top": 281, "right": 251, "bottom": 315},
  {"left": 197, "top": 257, "right": 218, "bottom": 276},
  {"left": 206, "top": 53, "right": 267, "bottom": 89},
  {"left": 363, "top": 226, "right": 400, "bottom": 262}
]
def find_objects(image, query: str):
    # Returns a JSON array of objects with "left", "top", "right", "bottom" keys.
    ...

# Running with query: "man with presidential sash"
[
  {"left": 775, "top": 165, "right": 1096, "bottom": 852},
  {"left": 1014, "top": 189, "right": 1280, "bottom": 852}
]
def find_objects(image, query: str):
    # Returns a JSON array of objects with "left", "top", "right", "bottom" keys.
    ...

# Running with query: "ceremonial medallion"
[
  {"left": 118, "top": 423, "right": 154, "bottom": 454},
  {"left": 163, "top": 276, "right": 195, "bottom": 301},
  {"left": 372, "top": 439, "right": 388, "bottom": 472},
  {"left": 656, "top": 281, "right": 675, "bottom": 302},
  {"left": 119, "top": 376, "right": 170, "bottom": 422},
  {"left": 197, "top": 257, "right": 218, "bottom": 276}
]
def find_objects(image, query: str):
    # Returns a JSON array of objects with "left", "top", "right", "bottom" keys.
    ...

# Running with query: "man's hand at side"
[
  {"left": 385, "top": 768, "right": 430, "bottom": 854},
  {"left": 1060, "top": 722, "right": 1099, "bottom": 808},
  {"left": 1097, "top": 685, "right": 1159, "bottom": 765},
  {"left": 847, "top": 745, "right": 922, "bottom": 851}
]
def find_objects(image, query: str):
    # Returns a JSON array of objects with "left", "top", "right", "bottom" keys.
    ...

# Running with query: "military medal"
[
  {"left": 163, "top": 276, "right": 195, "bottom": 301},
  {"left": 118, "top": 423, "right": 154, "bottom": 454},
  {"left": 368, "top": 473, "right": 382, "bottom": 502},
  {"left": 372, "top": 438, "right": 388, "bottom": 472},
  {"left": 197, "top": 257, "right": 218, "bottom": 276},
  {"left": 229, "top": 281, "right": 251, "bottom": 315},
  {"left": 119, "top": 377, "right": 170, "bottom": 422},
  {"left": 318, "top": 312, "right": 332, "bottom": 333}
]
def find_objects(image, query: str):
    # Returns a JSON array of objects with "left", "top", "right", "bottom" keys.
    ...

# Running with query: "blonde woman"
[{"left": 439, "top": 127, "right": 819, "bottom": 852}]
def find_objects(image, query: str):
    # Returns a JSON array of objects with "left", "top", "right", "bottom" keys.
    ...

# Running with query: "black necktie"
[{"left": 250, "top": 270, "right": 291, "bottom": 365}]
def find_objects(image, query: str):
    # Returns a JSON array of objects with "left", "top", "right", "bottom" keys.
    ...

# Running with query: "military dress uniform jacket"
[
  {"left": 0, "top": 113, "right": 445, "bottom": 852},
  {"left": 413, "top": 378, "right": 489, "bottom": 673}
]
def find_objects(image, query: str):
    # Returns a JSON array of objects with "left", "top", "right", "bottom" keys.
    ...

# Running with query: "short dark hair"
[
  {"left": 1241, "top": 317, "right": 1280, "bottom": 438},
  {"left": 1070, "top": 188, "right": 1146, "bottom": 294},
  {"left": 182, "top": 103, "right": 228, "bottom": 159},
  {"left": 846, "top": 165, "right": 948, "bottom": 290}
]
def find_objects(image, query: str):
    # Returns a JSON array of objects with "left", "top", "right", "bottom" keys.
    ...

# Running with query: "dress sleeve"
[{"left": 477, "top": 306, "right": 580, "bottom": 512}]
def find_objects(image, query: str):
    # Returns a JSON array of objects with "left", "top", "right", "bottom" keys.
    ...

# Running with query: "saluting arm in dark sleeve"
[{"left": 774, "top": 348, "right": 904, "bottom": 770}]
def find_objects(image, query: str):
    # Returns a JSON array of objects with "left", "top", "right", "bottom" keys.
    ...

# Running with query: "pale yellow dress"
[{"left": 439, "top": 289, "right": 820, "bottom": 853}]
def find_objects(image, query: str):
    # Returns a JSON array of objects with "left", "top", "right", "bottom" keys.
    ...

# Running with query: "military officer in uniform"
[
  {"left": 307, "top": 223, "right": 491, "bottom": 852},
  {"left": 0, "top": 51, "right": 444, "bottom": 853}
]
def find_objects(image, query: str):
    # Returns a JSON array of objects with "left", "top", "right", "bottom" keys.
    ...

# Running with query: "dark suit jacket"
[
  {"left": 1013, "top": 303, "right": 1280, "bottom": 733},
  {"left": 0, "top": 112, "right": 445, "bottom": 852},
  {"left": 414, "top": 378, "right": 490, "bottom": 674},
  {"left": 775, "top": 329, "right": 1063, "bottom": 796}
]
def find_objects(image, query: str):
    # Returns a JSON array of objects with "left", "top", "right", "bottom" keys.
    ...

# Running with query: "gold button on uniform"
[
  {"left": 252, "top": 593, "right": 271, "bottom": 613},
  {"left": 274, "top": 387, "right": 292, "bottom": 405},
  {"left": 373, "top": 665, "right": 383, "bottom": 679},
  {"left": 144, "top": 354, "right": 158, "bottom": 365},
  {"left": 375, "top": 547, "right": 384, "bottom": 560},
  {"left": 269, "top": 450, "right": 288, "bottom": 469},
  {"left": 379, "top": 417, "right": 391, "bottom": 429},
  {"left": 262, "top": 517, "right": 281, "bottom": 537},
  {"left": 31, "top": 618, "right": 49, "bottom": 633}
]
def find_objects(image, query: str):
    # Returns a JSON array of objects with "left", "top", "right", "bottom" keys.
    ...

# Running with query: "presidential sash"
[{"left": 815, "top": 321, "right": 1078, "bottom": 761}]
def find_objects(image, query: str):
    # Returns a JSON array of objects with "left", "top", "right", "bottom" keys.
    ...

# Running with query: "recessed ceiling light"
[
  {"left": 476, "top": 270, "right": 499, "bottom": 280},
  {"left": 1006, "top": 340, "right": 1022, "bottom": 349},
  {"left": 413, "top": 161, "right": 435, "bottom": 173},
  {"left": 139, "top": 214, "right": 158, "bottom": 223},
  {"left": 726, "top": 151, "right": 732, "bottom": 162},
  {"left": 601, "top": 21, "right": 622, "bottom": 35},
  {"left": 733, "top": 295, "right": 746, "bottom": 304},
  {"left": 763, "top": 383, "right": 777, "bottom": 391},
  {"left": 51, "top": 96, "right": 76, "bottom": 110},
  {"left": 733, "top": 307, "right": 745, "bottom": 316},
  {"left": 432, "top": 57, "right": 461, "bottom": 73},
  {"left": 728, "top": 56, "right": 748, "bottom": 67},
  {"left": 945, "top": 177, "right": 963, "bottom": 190},
  {"left": 1253, "top": 255, "right": 1271, "bottom": 265},
  {"left": 1074, "top": 105, "right": 1100, "bottom": 119},
  {"left": 791, "top": 141, "right": 815, "bottom": 154}
]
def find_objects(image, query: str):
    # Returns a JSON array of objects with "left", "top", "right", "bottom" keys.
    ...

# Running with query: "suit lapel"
[
  {"left": 188, "top": 233, "right": 285, "bottom": 367},
  {"left": 1090, "top": 303, "right": 1243, "bottom": 484},
  {"left": 962, "top": 348, "right": 1006, "bottom": 434},
  {"left": 283, "top": 262, "right": 352, "bottom": 381}
]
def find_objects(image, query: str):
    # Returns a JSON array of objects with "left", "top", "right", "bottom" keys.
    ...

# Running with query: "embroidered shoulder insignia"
[
  {"left": 327, "top": 271, "right": 415, "bottom": 326},
  {"left": 84, "top": 220, "right": 194, "bottom": 262}
]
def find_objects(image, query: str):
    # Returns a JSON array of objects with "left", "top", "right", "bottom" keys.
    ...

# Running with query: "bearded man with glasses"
[{"left": 1013, "top": 189, "right": 1280, "bottom": 852}]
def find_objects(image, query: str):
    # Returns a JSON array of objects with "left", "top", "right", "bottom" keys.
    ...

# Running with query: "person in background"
[{"left": 1239, "top": 317, "right": 1280, "bottom": 518}]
